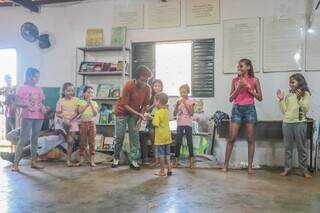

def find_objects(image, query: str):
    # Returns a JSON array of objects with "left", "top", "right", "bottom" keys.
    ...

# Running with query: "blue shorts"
[
  {"left": 231, "top": 104, "right": 257, "bottom": 124},
  {"left": 155, "top": 144, "right": 171, "bottom": 157}
]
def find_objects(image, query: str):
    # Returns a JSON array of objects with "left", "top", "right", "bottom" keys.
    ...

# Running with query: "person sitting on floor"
[{"left": 0, "top": 128, "right": 67, "bottom": 164}]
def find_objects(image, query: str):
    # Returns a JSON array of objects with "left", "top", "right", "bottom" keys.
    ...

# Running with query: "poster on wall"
[
  {"left": 144, "top": 0, "right": 181, "bottom": 29},
  {"left": 223, "top": 18, "right": 260, "bottom": 74},
  {"left": 112, "top": 2, "right": 143, "bottom": 29},
  {"left": 306, "top": 15, "right": 320, "bottom": 71},
  {"left": 263, "top": 16, "right": 305, "bottom": 72},
  {"left": 186, "top": 0, "right": 220, "bottom": 26}
]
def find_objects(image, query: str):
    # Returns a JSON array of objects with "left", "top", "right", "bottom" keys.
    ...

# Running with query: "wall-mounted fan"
[{"left": 20, "top": 22, "right": 51, "bottom": 49}]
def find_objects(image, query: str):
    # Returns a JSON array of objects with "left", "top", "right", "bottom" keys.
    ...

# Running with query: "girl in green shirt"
[{"left": 277, "top": 73, "right": 312, "bottom": 178}]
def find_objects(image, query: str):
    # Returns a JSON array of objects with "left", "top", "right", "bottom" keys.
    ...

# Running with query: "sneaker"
[
  {"left": 112, "top": 159, "right": 119, "bottom": 168},
  {"left": 130, "top": 161, "right": 140, "bottom": 170}
]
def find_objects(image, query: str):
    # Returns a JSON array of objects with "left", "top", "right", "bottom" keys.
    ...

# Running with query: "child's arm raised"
[
  {"left": 277, "top": 89, "right": 287, "bottom": 114},
  {"left": 182, "top": 99, "right": 194, "bottom": 116},
  {"left": 297, "top": 90, "right": 310, "bottom": 113},
  {"left": 249, "top": 78, "right": 263, "bottom": 101},
  {"left": 229, "top": 79, "right": 244, "bottom": 102},
  {"left": 173, "top": 100, "right": 181, "bottom": 117},
  {"left": 89, "top": 101, "right": 98, "bottom": 116}
]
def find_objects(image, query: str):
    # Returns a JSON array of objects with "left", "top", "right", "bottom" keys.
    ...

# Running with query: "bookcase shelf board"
[
  {"left": 78, "top": 71, "right": 129, "bottom": 76},
  {"left": 77, "top": 46, "right": 130, "bottom": 52}
]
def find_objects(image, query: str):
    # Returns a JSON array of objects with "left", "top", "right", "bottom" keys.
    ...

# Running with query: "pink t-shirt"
[
  {"left": 17, "top": 85, "right": 45, "bottom": 119},
  {"left": 176, "top": 98, "right": 195, "bottom": 127},
  {"left": 232, "top": 76, "right": 256, "bottom": 105}
]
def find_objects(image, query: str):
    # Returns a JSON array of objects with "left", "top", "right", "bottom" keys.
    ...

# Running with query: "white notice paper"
[
  {"left": 263, "top": 17, "right": 304, "bottom": 72},
  {"left": 186, "top": 0, "right": 220, "bottom": 26},
  {"left": 113, "top": 2, "right": 143, "bottom": 29},
  {"left": 306, "top": 15, "right": 320, "bottom": 71},
  {"left": 223, "top": 18, "right": 260, "bottom": 74},
  {"left": 145, "top": 0, "right": 181, "bottom": 29}
]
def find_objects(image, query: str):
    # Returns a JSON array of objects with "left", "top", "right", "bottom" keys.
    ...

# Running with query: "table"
[{"left": 217, "top": 120, "right": 315, "bottom": 171}]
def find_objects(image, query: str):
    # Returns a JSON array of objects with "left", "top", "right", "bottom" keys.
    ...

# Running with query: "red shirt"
[{"left": 115, "top": 80, "right": 151, "bottom": 116}]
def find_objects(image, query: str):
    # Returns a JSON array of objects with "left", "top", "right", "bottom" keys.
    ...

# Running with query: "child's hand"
[
  {"left": 295, "top": 89, "right": 302, "bottom": 100},
  {"left": 138, "top": 113, "right": 146, "bottom": 121},
  {"left": 41, "top": 106, "right": 50, "bottom": 114},
  {"left": 276, "top": 89, "right": 285, "bottom": 101},
  {"left": 237, "top": 79, "right": 247, "bottom": 90},
  {"left": 248, "top": 89, "right": 257, "bottom": 96},
  {"left": 145, "top": 114, "right": 153, "bottom": 121},
  {"left": 176, "top": 99, "right": 182, "bottom": 106}
]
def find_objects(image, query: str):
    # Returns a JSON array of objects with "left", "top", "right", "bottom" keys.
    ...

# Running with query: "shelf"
[
  {"left": 78, "top": 71, "right": 129, "bottom": 76},
  {"left": 93, "top": 97, "right": 119, "bottom": 101},
  {"left": 77, "top": 46, "right": 130, "bottom": 52}
]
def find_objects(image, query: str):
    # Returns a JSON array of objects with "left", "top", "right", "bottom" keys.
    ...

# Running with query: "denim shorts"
[
  {"left": 231, "top": 104, "right": 257, "bottom": 124},
  {"left": 155, "top": 144, "right": 171, "bottom": 157}
]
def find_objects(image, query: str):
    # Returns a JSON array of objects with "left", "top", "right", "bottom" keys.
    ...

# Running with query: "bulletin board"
[
  {"left": 306, "top": 15, "right": 320, "bottom": 71},
  {"left": 223, "top": 18, "right": 260, "bottom": 74},
  {"left": 263, "top": 16, "right": 305, "bottom": 72},
  {"left": 144, "top": 0, "right": 181, "bottom": 29}
]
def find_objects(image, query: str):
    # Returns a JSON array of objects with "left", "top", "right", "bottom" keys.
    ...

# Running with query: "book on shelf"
[
  {"left": 77, "top": 85, "right": 86, "bottom": 97},
  {"left": 110, "top": 27, "right": 126, "bottom": 46},
  {"left": 109, "top": 86, "right": 120, "bottom": 98},
  {"left": 79, "top": 61, "right": 124, "bottom": 73},
  {"left": 86, "top": 29, "right": 103, "bottom": 47},
  {"left": 98, "top": 104, "right": 115, "bottom": 125},
  {"left": 96, "top": 84, "right": 111, "bottom": 99}
]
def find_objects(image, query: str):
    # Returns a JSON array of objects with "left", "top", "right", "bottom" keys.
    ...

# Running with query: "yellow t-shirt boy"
[{"left": 152, "top": 108, "right": 172, "bottom": 145}]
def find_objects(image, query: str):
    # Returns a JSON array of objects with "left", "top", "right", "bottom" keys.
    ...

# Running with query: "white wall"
[{"left": 0, "top": 0, "right": 319, "bottom": 121}]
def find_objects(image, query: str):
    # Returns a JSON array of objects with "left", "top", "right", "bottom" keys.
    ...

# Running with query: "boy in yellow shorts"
[{"left": 152, "top": 92, "right": 172, "bottom": 176}]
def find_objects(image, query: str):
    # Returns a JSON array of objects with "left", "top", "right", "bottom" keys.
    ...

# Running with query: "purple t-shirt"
[{"left": 17, "top": 85, "right": 45, "bottom": 119}]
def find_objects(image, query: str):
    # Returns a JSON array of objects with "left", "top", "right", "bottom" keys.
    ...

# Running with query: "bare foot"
[
  {"left": 154, "top": 171, "right": 166, "bottom": 176},
  {"left": 248, "top": 169, "right": 254, "bottom": 175},
  {"left": 173, "top": 160, "right": 179, "bottom": 168},
  {"left": 31, "top": 162, "right": 44, "bottom": 170},
  {"left": 90, "top": 161, "right": 96, "bottom": 167},
  {"left": 66, "top": 160, "right": 74, "bottom": 167},
  {"left": 189, "top": 161, "right": 195, "bottom": 169},
  {"left": 303, "top": 173, "right": 312, "bottom": 179},
  {"left": 221, "top": 167, "right": 228, "bottom": 173},
  {"left": 11, "top": 164, "right": 20, "bottom": 172},
  {"left": 280, "top": 171, "right": 289, "bottom": 176},
  {"left": 74, "top": 162, "right": 83, "bottom": 167}
]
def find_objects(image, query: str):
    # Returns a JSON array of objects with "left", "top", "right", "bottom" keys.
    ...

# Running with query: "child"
[
  {"left": 75, "top": 86, "right": 98, "bottom": 167},
  {"left": 222, "top": 59, "right": 262, "bottom": 174},
  {"left": 173, "top": 84, "right": 195, "bottom": 169},
  {"left": 55, "top": 82, "right": 79, "bottom": 166},
  {"left": 146, "top": 79, "right": 163, "bottom": 166},
  {"left": 152, "top": 92, "right": 172, "bottom": 176},
  {"left": 0, "top": 74, "right": 16, "bottom": 134},
  {"left": 13, "top": 68, "right": 47, "bottom": 172},
  {"left": 277, "top": 74, "right": 312, "bottom": 178}
]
